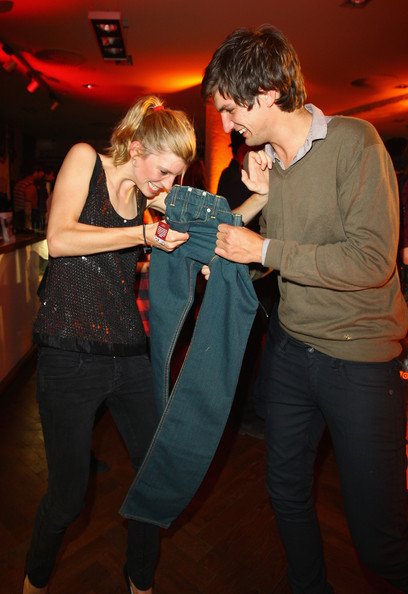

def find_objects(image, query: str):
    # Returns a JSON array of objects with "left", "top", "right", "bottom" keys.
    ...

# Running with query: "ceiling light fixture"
[
  {"left": 1, "top": 40, "right": 62, "bottom": 108},
  {"left": 26, "top": 75, "right": 40, "bottom": 93},
  {"left": 341, "top": 0, "right": 372, "bottom": 7},
  {"left": 2, "top": 56, "right": 16, "bottom": 72},
  {"left": 88, "top": 11, "right": 130, "bottom": 62},
  {"left": 49, "top": 93, "right": 61, "bottom": 111}
]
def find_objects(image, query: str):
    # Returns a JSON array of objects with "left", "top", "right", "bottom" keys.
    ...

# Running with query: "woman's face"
[{"left": 132, "top": 150, "right": 186, "bottom": 197}]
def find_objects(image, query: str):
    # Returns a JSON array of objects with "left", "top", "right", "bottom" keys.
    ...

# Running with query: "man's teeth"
[{"left": 238, "top": 128, "right": 247, "bottom": 135}]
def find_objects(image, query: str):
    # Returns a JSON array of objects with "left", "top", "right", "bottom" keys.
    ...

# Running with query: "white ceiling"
[{"left": 0, "top": 0, "right": 407, "bottom": 152}]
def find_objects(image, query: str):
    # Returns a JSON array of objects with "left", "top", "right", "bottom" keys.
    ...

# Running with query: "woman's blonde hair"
[{"left": 108, "top": 95, "right": 196, "bottom": 166}]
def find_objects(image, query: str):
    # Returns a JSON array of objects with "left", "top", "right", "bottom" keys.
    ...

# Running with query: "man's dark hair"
[{"left": 202, "top": 25, "right": 306, "bottom": 112}]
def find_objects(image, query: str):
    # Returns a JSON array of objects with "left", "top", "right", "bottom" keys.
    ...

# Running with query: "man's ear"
[{"left": 264, "top": 89, "right": 279, "bottom": 107}]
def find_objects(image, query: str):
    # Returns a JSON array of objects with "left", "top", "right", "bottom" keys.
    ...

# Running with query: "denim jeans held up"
[{"left": 121, "top": 185, "right": 259, "bottom": 527}]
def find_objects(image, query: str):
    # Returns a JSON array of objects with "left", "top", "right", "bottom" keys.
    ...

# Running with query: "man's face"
[{"left": 212, "top": 90, "right": 271, "bottom": 147}]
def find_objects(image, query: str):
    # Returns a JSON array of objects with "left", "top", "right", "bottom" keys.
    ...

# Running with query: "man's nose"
[{"left": 221, "top": 113, "right": 234, "bottom": 133}]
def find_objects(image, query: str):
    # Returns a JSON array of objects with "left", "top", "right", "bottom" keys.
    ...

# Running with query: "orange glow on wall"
[
  {"left": 204, "top": 101, "right": 231, "bottom": 194},
  {"left": 153, "top": 72, "right": 203, "bottom": 93}
]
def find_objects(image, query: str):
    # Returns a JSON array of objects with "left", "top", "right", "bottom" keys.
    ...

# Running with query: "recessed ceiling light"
[
  {"left": 340, "top": 0, "right": 372, "bottom": 7},
  {"left": 82, "top": 83, "right": 98, "bottom": 89}
]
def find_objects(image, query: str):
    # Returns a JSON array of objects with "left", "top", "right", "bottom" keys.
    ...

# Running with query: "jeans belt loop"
[{"left": 168, "top": 185, "right": 178, "bottom": 207}]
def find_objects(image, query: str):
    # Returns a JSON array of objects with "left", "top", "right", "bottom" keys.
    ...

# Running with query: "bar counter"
[{"left": 0, "top": 232, "right": 47, "bottom": 390}]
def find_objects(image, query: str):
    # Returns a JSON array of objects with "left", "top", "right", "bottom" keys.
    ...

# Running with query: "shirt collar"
[{"left": 265, "top": 103, "right": 331, "bottom": 168}]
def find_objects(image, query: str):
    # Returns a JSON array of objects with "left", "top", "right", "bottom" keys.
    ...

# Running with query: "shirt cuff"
[{"left": 261, "top": 239, "right": 271, "bottom": 266}]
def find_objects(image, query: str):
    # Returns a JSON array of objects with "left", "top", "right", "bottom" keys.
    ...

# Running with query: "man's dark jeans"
[
  {"left": 260, "top": 321, "right": 408, "bottom": 593},
  {"left": 121, "top": 185, "right": 259, "bottom": 527}
]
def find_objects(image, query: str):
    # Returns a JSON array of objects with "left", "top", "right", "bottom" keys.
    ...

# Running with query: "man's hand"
[
  {"left": 241, "top": 149, "right": 272, "bottom": 195},
  {"left": 215, "top": 224, "right": 264, "bottom": 263}
]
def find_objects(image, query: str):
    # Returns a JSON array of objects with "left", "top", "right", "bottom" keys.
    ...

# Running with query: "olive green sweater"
[{"left": 261, "top": 116, "right": 408, "bottom": 362}]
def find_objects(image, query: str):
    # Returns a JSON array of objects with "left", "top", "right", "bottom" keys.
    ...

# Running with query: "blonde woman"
[{"left": 23, "top": 96, "right": 196, "bottom": 594}]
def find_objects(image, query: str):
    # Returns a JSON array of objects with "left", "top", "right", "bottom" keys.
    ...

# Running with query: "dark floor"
[{"left": 0, "top": 355, "right": 405, "bottom": 594}]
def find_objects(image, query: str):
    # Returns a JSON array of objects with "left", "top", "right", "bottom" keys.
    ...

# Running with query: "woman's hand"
[
  {"left": 231, "top": 149, "right": 272, "bottom": 225},
  {"left": 144, "top": 221, "right": 189, "bottom": 252},
  {"left": 201, "top": 264, "right": 211, "bottom": 280},
  {"left": 241, "top": 150, "right": 272, "bottom": 195}
]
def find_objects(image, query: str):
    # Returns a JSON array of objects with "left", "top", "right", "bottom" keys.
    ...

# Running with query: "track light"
[
  {"left": 49, "top": 93, "right": 61, "bottom": 111},
  {"left": 1, "top": 40, "right": 62, "bottom": 109},
  {"left": 26, "top": 76, "right": 40, "bottom": 93},
  {"left": 2, "top": 57, "right": 16, "bottom": 72}
]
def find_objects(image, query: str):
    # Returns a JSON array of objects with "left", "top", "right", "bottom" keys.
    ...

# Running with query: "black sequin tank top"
[{"left": 33, "top": 154, "right": 147, "bottom": 356}]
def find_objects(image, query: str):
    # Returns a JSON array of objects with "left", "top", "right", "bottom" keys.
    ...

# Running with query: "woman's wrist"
[{"left": 142, "top": 223, "right": 152, "bottom": 254}]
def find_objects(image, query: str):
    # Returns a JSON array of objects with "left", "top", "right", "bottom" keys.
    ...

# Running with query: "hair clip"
[{"left": 152, "top": 105, "right": 164, "bottom": 111}]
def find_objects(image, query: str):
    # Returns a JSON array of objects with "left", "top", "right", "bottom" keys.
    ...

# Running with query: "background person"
[{"left": 13, "top": 164, "right": 44, "bottom": 232}]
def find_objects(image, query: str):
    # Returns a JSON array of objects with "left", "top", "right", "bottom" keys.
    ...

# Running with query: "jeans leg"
[
  {"left": 320, "top": 357, "right": 408, "bottom": 590},
  {"left": 121, "top": 254, "right": 258, "bottom": 527},
  {"left": 25, "top": 349, "right": 111, "bottom": 588},
  {"left": 148, "top": 251, "right": 201, "bottom": 412},
  {"left": 121, "top": 186, "right": 259, "bottom": 526},
  {"left": 263, "top": 327, "right": 332, "bottom": 594}
]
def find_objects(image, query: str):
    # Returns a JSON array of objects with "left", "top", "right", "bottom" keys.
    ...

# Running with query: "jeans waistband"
[{"left": 165, "top": 185, "right": 242, "bottom": 227}]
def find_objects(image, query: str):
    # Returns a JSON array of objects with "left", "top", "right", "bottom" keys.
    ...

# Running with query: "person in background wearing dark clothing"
[
  {"left": 36, "top": 167, "right": 55, "bottom": 233},
  {"left": 400, "top": 175, "right": 408, "bottom": 269},
  {"left": 217, "top": 130, "right": 273, "bottom": 437},
  {"left": 385, "top": 137, "right": 408, "bottom": 275},
  {"left": 182, "top": 158, "right": 208, "bottom": 190},
  {"left": 217, "top": 130, "right": 251, "bottom": 204},
  {"left": 13, "top": 165, "right": 44, "bottom": 232},
  {"left": 202, "top": 24, "right": 408, "bottom": 593},
  {"left": 23, "top": 95, "right": 196, "bottom": 594}
]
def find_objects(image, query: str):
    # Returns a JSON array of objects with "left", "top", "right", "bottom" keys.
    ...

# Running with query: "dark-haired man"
[{"left": 202, "top": 25, "right": 408, "bottom": 593}]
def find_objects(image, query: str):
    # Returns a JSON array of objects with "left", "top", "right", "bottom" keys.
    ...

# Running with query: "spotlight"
[
  {"left": 2, "top": 57, "right": 16, "bottom": 72},
  {"left": 49, "top": 93, "right": 61, "bottom": 111},
  {"left": 26, "top": 77, "right": 40, "bottom": 93}
]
